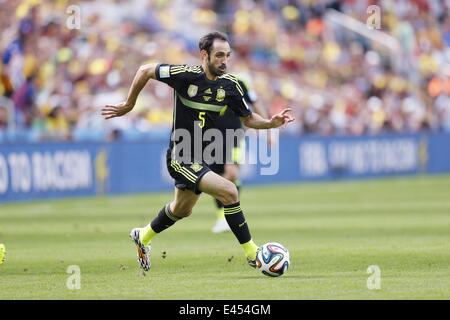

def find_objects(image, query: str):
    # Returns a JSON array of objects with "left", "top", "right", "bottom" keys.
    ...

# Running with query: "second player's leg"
[{"left": 211, "top": 164, "right": 240, "bottom": 233}]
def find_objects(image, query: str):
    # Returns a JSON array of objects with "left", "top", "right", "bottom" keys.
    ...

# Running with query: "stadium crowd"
[{"left": 1, "top": 0, "right": 450, "bottom": 142}]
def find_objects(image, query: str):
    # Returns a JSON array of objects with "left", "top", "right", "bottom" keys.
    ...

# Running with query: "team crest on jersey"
[
  {"left": 187, "top": 85, "right": 198, "bottom": 97},
  {"left": 216, "top": 88, "right": 226, "bottom": 102},
  {"left": 190, "top": 163, "right": 203, "bottom": 172}
]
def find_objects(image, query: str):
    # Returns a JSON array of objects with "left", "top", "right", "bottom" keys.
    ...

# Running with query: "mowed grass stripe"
[{"left": 0, "top": 174, "right": 449, "bottom": 299}]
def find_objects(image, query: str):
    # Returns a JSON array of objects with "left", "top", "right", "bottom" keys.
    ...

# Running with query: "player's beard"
[{"left": 207, "top": 56, "right": 226, "bottom": 76}]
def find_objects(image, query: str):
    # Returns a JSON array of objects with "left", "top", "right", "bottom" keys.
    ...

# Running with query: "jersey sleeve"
[
  {"left": 155, "top": 64, "right": 198, "bottom": 91},
  {"left": 228, "top": 80, "right": 252, "bottom": 118},
  {"left": 238, "top": 79, "right": 258, "bottom": 105}
]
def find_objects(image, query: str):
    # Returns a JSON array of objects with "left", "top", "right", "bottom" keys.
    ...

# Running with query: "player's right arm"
[
  {"left": 102, "top": 63, "right": 158, "bottom": 119},
  {"left": 102, "top": 63, "right": 194, "bottom": 119}
]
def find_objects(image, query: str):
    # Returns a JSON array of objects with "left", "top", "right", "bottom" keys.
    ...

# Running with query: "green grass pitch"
[{"left": 0, "top": 175, "right": 449, "bottom": 299}]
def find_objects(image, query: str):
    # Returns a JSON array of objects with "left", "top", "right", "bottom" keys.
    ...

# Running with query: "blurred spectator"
[
  {"left": 0, "top": 0, "right": 449, "bottom": 143},
  {"left": 0, "top": 106, "right": 7, "bottom": 130}
]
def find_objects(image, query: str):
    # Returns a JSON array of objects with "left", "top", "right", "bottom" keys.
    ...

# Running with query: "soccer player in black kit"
[{"left": 102, "top": 31, "right": 294, "bottom": 272}]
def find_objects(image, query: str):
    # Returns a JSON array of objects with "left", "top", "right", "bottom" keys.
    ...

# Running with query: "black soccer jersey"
[
  {"left": 155, "top": 64, "right": 252, "bottom": 163},
  {"left": 216, "top": 78, "right": 258, "bottom": 132}
]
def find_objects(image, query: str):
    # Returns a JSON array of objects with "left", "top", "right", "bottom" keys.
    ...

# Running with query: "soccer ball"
[{"left": 255, "top": 242, "right": 290, "bottom": 277}]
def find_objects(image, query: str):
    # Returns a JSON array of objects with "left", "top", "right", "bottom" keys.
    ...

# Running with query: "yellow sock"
[
  {"left": 242, "top": 240, "right": 259, "bottom": 260},
  {"left": 216, "top": 207, "right": 225, "bottom": 220},
  {"left": 140, "top": 225, "right": 157, "bottom": 246}
]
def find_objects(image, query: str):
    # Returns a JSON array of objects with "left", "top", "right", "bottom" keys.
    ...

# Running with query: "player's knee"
[
  {"left": 224, "top": 171, "right": 238, "bottom": 183},
  {"left": 224, "top": 165, "right": 239, "bottom": 182},
  {"left": 219, "top": 182, "right": 239, "bottom": 205},
  {"left": 228, "top": 172, "right": 239, "bottom": 183}
]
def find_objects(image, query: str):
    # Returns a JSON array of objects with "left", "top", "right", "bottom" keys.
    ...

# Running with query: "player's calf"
[{"left": 169, "top": 202, "right": 193, "bottom": 218}]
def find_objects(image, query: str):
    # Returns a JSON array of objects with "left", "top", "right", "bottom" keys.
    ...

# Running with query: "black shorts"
[
  {"left": 166, "top": 149, "right": 211, "bottom": 195},
  {"left": 209, "top": 163, "right": 225, "bottom": 175}
]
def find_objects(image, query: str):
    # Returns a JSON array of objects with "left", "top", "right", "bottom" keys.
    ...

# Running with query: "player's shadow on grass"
[{"left": 238, "top": 275, "right": 304, "bottom": 279}]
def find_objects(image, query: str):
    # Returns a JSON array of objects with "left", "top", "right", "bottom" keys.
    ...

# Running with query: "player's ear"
[{"left": 200, "top": 49, "right": 208, "bottom": 61}]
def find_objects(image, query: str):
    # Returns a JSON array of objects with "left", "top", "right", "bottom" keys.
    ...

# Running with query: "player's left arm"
[
  {"left": 227, "top": 79, "right": 294, "bottom": 129},
  {"left": 251, "top": 102, "right": 269, "bottom": 120},
  {"left": 240, "top": 109, "right": 295, "bottom": 129},
  {"left": 238, "top": 79, "right": 270, "bottom": 119}
]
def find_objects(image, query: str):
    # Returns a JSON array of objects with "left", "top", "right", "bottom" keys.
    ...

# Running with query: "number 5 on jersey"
[{"left": 198, "top": 112, "right": 206, "bottom": 128}]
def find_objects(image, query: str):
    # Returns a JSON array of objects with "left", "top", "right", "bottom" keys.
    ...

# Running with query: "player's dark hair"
[{"left": 198, "top": 31, "right": 229, "bottom": 55}]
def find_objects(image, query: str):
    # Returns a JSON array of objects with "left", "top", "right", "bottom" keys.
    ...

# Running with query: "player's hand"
[
  {"left": 102, "top": 101, "right": 134, "bottom": 119},
  {"left": 269, "top": 108, "right": 295, "bottom": 128}
]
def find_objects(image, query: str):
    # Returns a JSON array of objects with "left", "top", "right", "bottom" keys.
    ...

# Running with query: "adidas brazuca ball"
[{"left": 256, "top": 242, "right": 290, "bottom": 277}]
